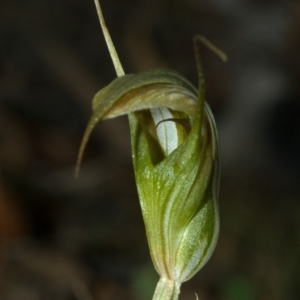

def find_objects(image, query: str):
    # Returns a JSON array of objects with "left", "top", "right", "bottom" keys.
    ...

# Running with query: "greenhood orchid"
[{"left": 76, "top": 1, "right": 226, "bottom": 299}]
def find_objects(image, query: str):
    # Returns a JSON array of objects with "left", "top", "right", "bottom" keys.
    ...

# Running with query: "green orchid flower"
[{"left": 76, "top": 1, "right": 225, "bottom": 299}]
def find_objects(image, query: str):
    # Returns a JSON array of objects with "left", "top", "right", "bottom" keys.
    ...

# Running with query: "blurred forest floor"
[{"left": 1, "top": 0, "right": 300, "bottom": 299}]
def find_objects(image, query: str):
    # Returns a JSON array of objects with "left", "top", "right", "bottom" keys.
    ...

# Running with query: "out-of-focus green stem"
[{"left": 153, "top": 278, "right": 181, "bottom": 300}]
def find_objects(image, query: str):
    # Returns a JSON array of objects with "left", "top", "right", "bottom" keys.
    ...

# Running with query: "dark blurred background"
[{"left": 1, "top": 0, "right": 300, "bottom": 299}]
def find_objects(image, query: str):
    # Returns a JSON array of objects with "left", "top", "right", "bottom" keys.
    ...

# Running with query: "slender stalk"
[
  {"left": 153, "top": 278, "right": 181, "bottom": 300},
  {"left": 93, "top": 0, "right": 125, "bottom": 77}
]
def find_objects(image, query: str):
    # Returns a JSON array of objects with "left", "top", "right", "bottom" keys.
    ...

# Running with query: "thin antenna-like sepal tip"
[
  {"left": 193, "top": 34, "right": 227, "bottom": 91},
  {"left": 74, "top": 158, "right": 81, "bottom": 178},
  {"left": 194, "top": 35, "right": 228, "bottom": 62},
  {"left": 75, "top": 147, "right": 84, "bottom": 178},
  {"left": 74, "top": 123, "right": 96, "bottom": 178}
]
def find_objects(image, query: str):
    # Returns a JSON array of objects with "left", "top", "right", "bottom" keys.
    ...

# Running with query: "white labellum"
[{"left": 150, "top": 107, "right": 178, "bottom": 156}]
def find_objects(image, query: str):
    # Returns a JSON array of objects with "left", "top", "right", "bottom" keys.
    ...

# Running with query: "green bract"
[{"left": 77, "top": 68, "right": 220, "bottom": 300}]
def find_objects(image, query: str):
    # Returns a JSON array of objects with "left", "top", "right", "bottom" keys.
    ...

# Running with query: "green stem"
[{"left": 153, "top": 278, "right": 181, "bottom": 300}]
